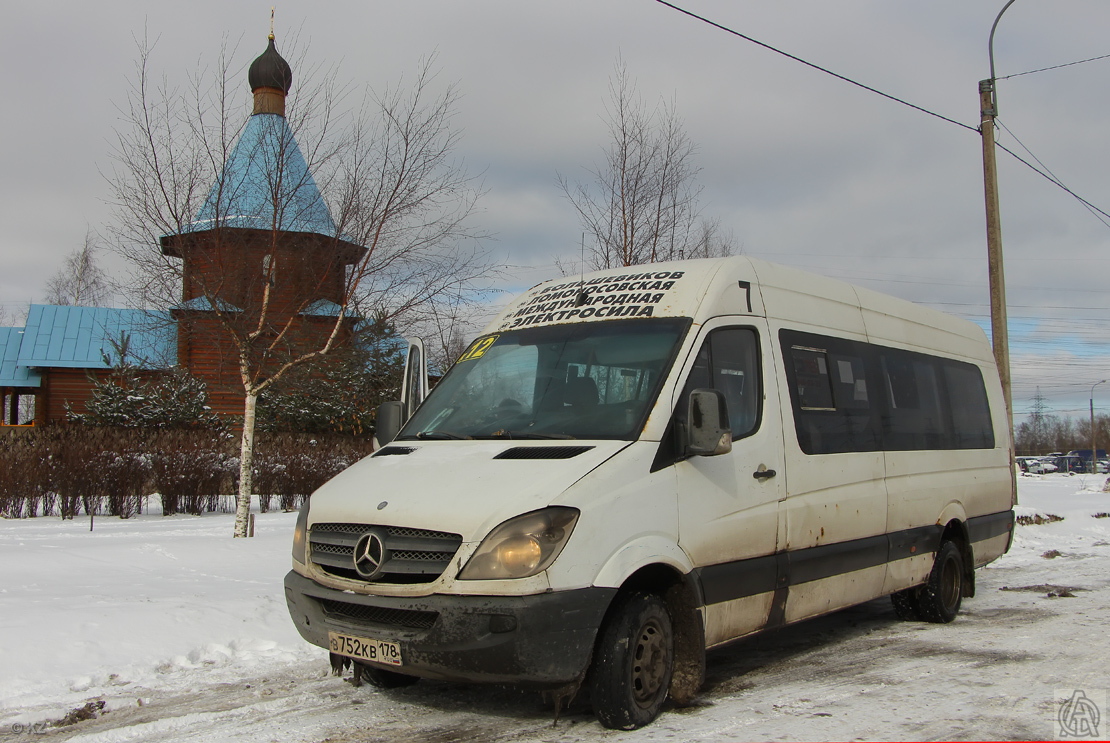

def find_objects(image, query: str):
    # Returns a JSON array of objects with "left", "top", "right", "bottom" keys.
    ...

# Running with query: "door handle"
[{"left": 752, "top": 468, "right": 777, "bottom": 481}]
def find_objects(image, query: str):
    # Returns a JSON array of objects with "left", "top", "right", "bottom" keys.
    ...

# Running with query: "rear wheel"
[
  {"left": 916, "top": 540, "right": 964, "bottom": 623},
  {"left": 590, "top": 592, "right": 674, "bottom": 730}
]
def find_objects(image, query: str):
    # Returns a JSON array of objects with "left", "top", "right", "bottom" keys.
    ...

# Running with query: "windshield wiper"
[
  {"left": 407, "top": 430, "right": 472, "bottom": 440},
  {"left": 482, "top": 430, "right": 576, "bottom": 440}
]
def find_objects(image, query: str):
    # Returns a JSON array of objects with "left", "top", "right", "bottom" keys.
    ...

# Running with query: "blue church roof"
[
  {"left": 0, "top": 327, "right": 40, "bottom": 388},
  {"left": 14, "top": 305, "right": 176, "bottom": 371},
  {"left": 171, "top": 296, "right": 242, "bottom": 313},
  {"left": 300, "top": 299, "right": 359, "bottom": 318},
  {"left": 176, "top": 113, "right": 336, "bottom": 236}
]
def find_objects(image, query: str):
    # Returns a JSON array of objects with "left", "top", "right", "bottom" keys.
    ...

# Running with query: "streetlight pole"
[
  {"left": 1091, "top": 380, "right": 1106, "bottom": 473},
  {"left": 982, "top": 0, "right": 1018, "bottom": 446}
]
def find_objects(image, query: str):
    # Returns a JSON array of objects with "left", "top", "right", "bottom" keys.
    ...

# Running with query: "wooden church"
[{"left": 0, "top": 34, "right": 363, "bottom": 426}]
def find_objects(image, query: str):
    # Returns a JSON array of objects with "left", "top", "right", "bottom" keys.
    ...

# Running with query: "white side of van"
[{"left": 285, "top": 256, "right": 1015, "bottom": 730}]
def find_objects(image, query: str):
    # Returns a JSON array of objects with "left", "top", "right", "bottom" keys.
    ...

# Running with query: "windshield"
[{"left": 398, "top": 318, "right": 690, "bottom": 441}]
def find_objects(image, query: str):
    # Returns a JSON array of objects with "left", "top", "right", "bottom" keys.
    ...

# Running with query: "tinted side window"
[
  {"left": 791, "top": 348, "right": 835, "bottom": 410},
  {"left": 943, "top": 363, "right": 995, "bottom": 449},
  {"left": 783, "top": 336, "right": 881, "bottom": 455},
  {"left": 880, "top": 353, "right": 946, "bottom": 450},
  {"left": 781, "top": 329, "right": 995, "bottom": 454}
]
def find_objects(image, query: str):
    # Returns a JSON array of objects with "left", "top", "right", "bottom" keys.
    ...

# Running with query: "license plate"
[{"left": 328, "top": 631, "right": 403, "bottom": 666}]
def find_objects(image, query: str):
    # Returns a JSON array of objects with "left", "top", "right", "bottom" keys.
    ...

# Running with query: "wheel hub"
[{"left": 631, "top": 618, "right": 668, "bottom": 707}]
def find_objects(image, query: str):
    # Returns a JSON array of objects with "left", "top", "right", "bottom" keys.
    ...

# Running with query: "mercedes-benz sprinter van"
[{"left": 285, "top": 256, "right": 1015, "bottom": 729}]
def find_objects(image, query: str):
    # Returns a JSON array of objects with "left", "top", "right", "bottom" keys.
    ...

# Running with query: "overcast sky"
[{"left": 3, "top": 1, "right": 1110, "bottom": 418}]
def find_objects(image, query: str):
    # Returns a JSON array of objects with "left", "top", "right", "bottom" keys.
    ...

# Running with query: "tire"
[
  {"left": 890, "top": 588, "right": 923, "bottom": 621},
  {"left": 590, "top": 592, "right": 674, "bottom": 730},
  {"left": 915, "top": 540, "right": 964, "bottom": 624},
  {"left": 355, "top": 662, "right": 420, "bottom": 689}
]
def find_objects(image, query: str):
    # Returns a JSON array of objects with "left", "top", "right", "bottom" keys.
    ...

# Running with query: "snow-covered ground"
[{"left": 2, "top": 474, "right": 1109, "bottom": 741}]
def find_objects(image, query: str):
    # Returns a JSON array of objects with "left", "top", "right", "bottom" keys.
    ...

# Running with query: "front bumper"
[{"left": 284, "top": 571, "right": 616, "bottom": 686}]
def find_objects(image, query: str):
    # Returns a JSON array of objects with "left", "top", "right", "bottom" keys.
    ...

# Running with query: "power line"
[
  {"left": 652, "top": 0, "right": 979, "bottom": 133},
  {"left": 994, "top": 119, "right": 1110, "bottom": 226},
  {"left": 654, "top": 1, "right": 1110, "bottom": 232},
  {"left": 998, "top": 52, "right": 1110, "bottom": 80}
]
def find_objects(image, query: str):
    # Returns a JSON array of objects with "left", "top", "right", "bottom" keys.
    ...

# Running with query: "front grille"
[
  {"left": 310, "top": 523, "right": 462, "bottom": 584},
  {"left": 318, "top": 598, "right": 438, "bottom": 631},
  {"left": 392, "top": 549, "right": 454, "bottom": 561}
]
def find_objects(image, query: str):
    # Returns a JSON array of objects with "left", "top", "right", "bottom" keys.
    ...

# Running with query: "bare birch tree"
[
  {"left": 107, "top": 36, "right": 489, "bottom": 537},
  {"left": 558, "top": 59, "right": 732, "bottom": 269},
  {"left": 44, "top": 232, "right": 113, "bottom": 306}
]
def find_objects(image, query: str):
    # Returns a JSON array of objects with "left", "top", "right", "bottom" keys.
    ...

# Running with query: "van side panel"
[
  {"left": 672, "top": 317, "right": 786, "bottom": 646},
  {"left": 967, "top": 510, "right": 1016, "bottom": 567},
  {"left": 748, "top": 257, "right": 1013, "bottom": 626},
  {"left": 743, "top": 262, "right": 870, "bottom": 340},
  {"left": 702, "top": 594, "right": 774, "bottom": 648},
  {"left": 761, "top": 308, "right": 892, "bottom": 624},
  {"left": 852, "top": 285, "right": 993, "bottom": 364}
]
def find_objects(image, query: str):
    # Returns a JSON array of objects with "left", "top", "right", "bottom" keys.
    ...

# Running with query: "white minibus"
[{"left": 285, "top": 256, "right": 1015, "bottom": 729}]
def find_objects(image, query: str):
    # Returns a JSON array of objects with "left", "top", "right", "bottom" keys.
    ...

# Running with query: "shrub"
[
  {"left": 1, "top": 426, "right": 371, "bottom": 518},
  {"left": 67, "top": 366, "right": 223, "bottom": 430}
]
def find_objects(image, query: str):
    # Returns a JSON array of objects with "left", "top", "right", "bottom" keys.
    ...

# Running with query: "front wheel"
[{"left": 590, "top": 591, "right": 674, "bottom": 730}]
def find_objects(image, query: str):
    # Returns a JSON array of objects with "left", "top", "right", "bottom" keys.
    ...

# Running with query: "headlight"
[
  {"left": 459, "top": 507, "right": 579, "bottom": 580},
  {"left": 292, "top": 499, "right": 310, "bottom": 564}
]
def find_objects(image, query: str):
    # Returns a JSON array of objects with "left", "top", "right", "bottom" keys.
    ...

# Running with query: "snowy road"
[{"left": 3, "top": 475, "right": 1109, "bottom": 741}]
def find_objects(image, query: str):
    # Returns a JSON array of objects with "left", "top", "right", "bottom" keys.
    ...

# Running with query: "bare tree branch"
[
  {"left": 44, "top": 232, "right": 114, "bottom": 307},
  {"left": 105, "top": 38, "right": 493, "bottom": 537},
  {"left": 558, "top": 57, "right": 733, "bottom": 269}
]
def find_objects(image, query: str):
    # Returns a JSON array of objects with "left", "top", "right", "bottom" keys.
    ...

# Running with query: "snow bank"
[{"left": 0, "top": 510, "right": 323, "bottom": 715}]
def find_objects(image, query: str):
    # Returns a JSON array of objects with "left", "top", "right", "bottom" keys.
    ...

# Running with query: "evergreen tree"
[
  {"left": 67, "top": 366, "right": 223, "bottom": 430},
  {"left": 257, "top": 319, "right": 405, "bottom": 436}
]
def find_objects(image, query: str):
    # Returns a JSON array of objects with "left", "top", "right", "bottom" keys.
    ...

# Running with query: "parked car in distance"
[
  {"left": 1016, "top": 457, "right": 1051, "bottom": 474},
  {"left": 1016, "top": 457, "right": 1057, "bottom": 474},
  {"left": 1054, "top": 455, "right": 1087, "bottom": 474}
]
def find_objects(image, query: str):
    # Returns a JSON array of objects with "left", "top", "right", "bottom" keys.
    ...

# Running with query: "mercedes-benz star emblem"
[{"left": 353, "top": 531, "right": 389, "bottom": 580}]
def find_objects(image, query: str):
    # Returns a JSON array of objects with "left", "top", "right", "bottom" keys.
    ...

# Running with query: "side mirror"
[
  {"left": 685, "top": 388, "right": 733, "bottom": 457},
  {"left": 375, "top": 401, "right": 405, "bottom": 446}
]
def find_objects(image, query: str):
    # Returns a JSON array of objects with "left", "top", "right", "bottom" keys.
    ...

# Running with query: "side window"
[
  {"left": 785, "top": 337, "right": 881, "bottom": 455},
  {"left": 781, "top": 329, "right": 995, "bottom": 454},
  {"left": 942, "top": 362, "right": 995, "bottom": 449},
  {"left": 679, "top": 327, "right": 762, "bottom": 439},
  {"left": 880, "top": 352, "right": 945, "bottom": 449},
  {"left": 791, "top": 347, "right": 835, "bottom": 410}
]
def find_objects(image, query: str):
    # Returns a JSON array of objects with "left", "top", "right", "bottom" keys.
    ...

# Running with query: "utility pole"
[
  {"left": 979, "top": 78, "right": 1012, "bottom": 441},
  {"left": 982, "top": 0, "right": 1018, "bottom": 447},
  {"left": 1091, "top": 380, "right": 1105, "bottom": 473}
]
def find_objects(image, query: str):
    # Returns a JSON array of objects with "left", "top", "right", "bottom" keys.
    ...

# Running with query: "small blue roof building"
[
  {"left": 1, "top": 32, "right": 363, "bottom": 426},
  {"left": 0, "top": 306, "right": 176, "bottom": 425}
]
